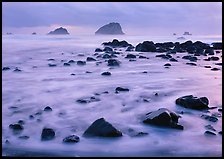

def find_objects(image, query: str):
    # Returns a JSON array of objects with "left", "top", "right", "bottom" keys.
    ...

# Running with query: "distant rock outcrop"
[
  {"left": 95, "top": 22, "right": 125, "bottom": 35},
  {"left": 48, "top": 27, "right": 69, "bottom": 35},
  {"left": 183, "top": 32, "right": 192, "bottom": 35}
]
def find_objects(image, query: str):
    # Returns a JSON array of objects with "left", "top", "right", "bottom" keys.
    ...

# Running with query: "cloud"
[{"left": 2, "top": 2, "right": 222, "bottom": 35}]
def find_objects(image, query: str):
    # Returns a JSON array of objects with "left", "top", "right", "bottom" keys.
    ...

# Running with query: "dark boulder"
[
  {"left": 44, "top": 106, "right": 52, "bottom": 112},
  {"left": 107, "top": 59, "right": 120, "bottom": 66},
  {"left": 41, "top": 128, "right": 55, "bottom": 140},
  {"left": 169, "top": 58, "right": 178, "bottom": 62},
  {"left": 211, "top": 68, "right": 220, "bottom": 71},
  {"left": 95, "top": 22, "right": 125, "bottom": 35},
  {"left": 126, "top": 46, "right": 135, "bottom": 51},
  {"left": 2, "top": 67, "right": 10, "bottom": 71},
  {"left": 14, "top": 68, "right": 22, "bottom": 72},
  {"left": 143, "top": 108, "right": 183, "bottom": 130},
  {"left": 83, "top": 118, "right": 122, "bottom": 137},
  {"left": 209, "top": 56, "right": 219, "bottom": 61},
  {"left": 139, "top": 55, "right": 147, "bottom": 59},
  {"left": 125, "top": 54, "right": 136, "bottom": 58},
  {"left": 115, "top": 87, "right": 129, "bottom": 93},
  {"left": 102, "top": 54, "right": 112, "bottom": 59},
  {"left": 204, "top": 131, "right": 216, "bottom": 136},
  {"left": 48, "top": 64, "right": 57, "bottom": 67},
  {"left": 87, "top": 57, "right": 96, "bottom": 61},
  {"left": 176, "top": 95, "right": 209, "bottom": 110},
  {"left": 95, "top": 48, "right": 103, "bottom": 52},
  {"left": 48, "top": 27, "right": 69, "bottom": 35},
  {"left": 135, "top": 41, "right": 156, "bottom": 52},
  {"left": 77, "top": 61, "right": 86, "bottom": 66},
  {"left": 103, "top": 47, "right": 113, "bottom": 52},
  {"left": 186, "top": 62, "right": 197, "bottom": 66},
  {"left": 164, "top": 63, "right": 171, "bottom": 66},
  {"left": 103, "top": 39, "right": 132, "bottom": 48},
  {"left": 9, "top": 123, "right": 24, "bottom": 131},
  {"left": 212, "top": 42, "right": 222, "bottom": 49},
  {"left": 63, "top": 63, "right": 70, "bottom": 66},
  {"left": 180, "top": 40, "right": 193, "bottom": 49},
  {"left": 204, "top": 48, "right": 214, "bottom": 55},
  {"left": 68, "top": 60, "right": 75, "bottom": 63},
  {"left": 201, "top": 114, "right": 218, "bottom": 122},
  {"left": 101, "top": 72, "right": 111, "bottom": 76},
  {"left": 63, "top": 135, "right": 80, "bottom": 143}
]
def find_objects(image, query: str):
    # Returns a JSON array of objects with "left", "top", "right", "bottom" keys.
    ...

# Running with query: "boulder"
[
  {"left": 63, "top": 135, "right": 80, "bottom": 143},
  {"left": 125, "top": 54, "right": 136, "bottom": 58},
  {"left": 77, "top": 61, "right": 86, "bottom": 66},
  {"left": 176, "top": 95, "right": 209, "bottom": 110},
  {"left": 212, "top": 42, "right": 222, "bottom": 49},
  {"left": 9, "top": 123, "right": 24, "bottom": 131},
  {"left": 103, "top": 47, "right": 113, "bottom": 52},
  {"left": 115, "top": 87, "right": 129, "bottom": 93},
  {"left": 95, "top": 22, "right": 125, "bottom": 35},
  {"left": 135, "top": 41, "right": 156, "bottom": 52},
  {"left": 186, "top": 62, "right": 197, "bottom": 66},
  {"left": 107, "top": 59, "right": 120, "bottom": 66},
  {"left": 83, "top": 118, "right": 122, "bottom": 137},
  {"left": 201, "top": 114, "right": 218, "bottom": 122},
  {"left": 101, "top": 72, "right": 111, "bottom": 76},
  {"left": 143, "top": 108, "right": 183, "bottom": 130},
  {"left": 102, "top": 39, "right": 132, "bottom": 48},
  {"left": 95, "top": 48, "right": 103, "bottom": 52},
  {"left": 44, "top": 106, "right": 52, "bottom": 112},
  {"left": 87, "top": 57, "right": 96, "bottom": 61},
  {"left": 164, "top": 63, "right": 171, "bottom": 66},
  {"left": 41, "top": 128, "right": 55, "bottom": 140},
  {"left": 2, "top": 67, "right": 10, "bottom": 71}
]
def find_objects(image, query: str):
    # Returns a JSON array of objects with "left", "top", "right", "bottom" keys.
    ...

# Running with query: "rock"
[
  {"left": 176, "top": 95, "right": 209, "bottom": 110},
  {"left": 210, "top": 56, "right": 219, "bottom": 61},
  {"left": 48, "top": 27, "right": 69, "bottom": 35},
  {"left": 76, "top": 96, "right": 100, "bottom": 104},
  {"left": 48, "top": 64, "right": 57, "bottom": 67},
  {"left": 125, "top": 54, "right": 136, "bottom": 58},
  {"left": 63, "top": 63, "right": 70, "bottom": 66},
  {"left": 95, "top": 22, "right": 125, "bottom": 35},
  {"left": 68, "top": 60, "right": 75, "bottom": 63},
  {"left": 32, "top": 32, "right": 36, "bottom": 35},
  {"left": 204, "top": 48, "right": 214, "bottom": 55},
  {"left": 102, "top": 54, "right": 112, "bottom": 59},
  {"left": 215, "top": 63, "right": 222, "bottom": 66},
  {"left": 76, "top": 99, "right": 88, "bottom": 104},
  {"left": 77, "top": 61, "right": 86, "bottom": 66},
  {"left": 19, "top": 135, "right": 30, "bottom": 139},
  {"left": 18, "top": 120, "right": 25, "bottom": 125},
  {"left": 204, "top": 65, "right": 211, "bottom": 68},
  {"left": 101, "top": 72, "right": 111, "bottom": 76},
  {"left": 71, "top": 73, "right": 76, "bottom": 76},
  {"left": 183, "top": 32, "right": 192, "bottom": 35},
  {"left": 9, "top": 123, "right": 24, "bottom": 131},
  {"left": 205, "top": 125, "right": 216, "bottom": 131},
  {"left": 211, "top": 68, "right": 220, "bottom": 71},
  {"left": 164, "top": 63, "right": 171, "bottom": 66},
  {"left": 218, "top": 108, "right": 222, "bottom": 112},
  {"left": 211, "top": 112, "right": 221, "bottom": 118},
  {"left": 95, "top": 48, "right": 103, "bottom": 52},
  {"left": 204, "top": 130, "right": 216, "bottom": 136},
  {"left": 135, "top": 41, "right": 156, "bottom": 52},
  {"left": 103, "top": 39, "right": 132, "bottom": 48},
  {"left": 2, "top": 67, "right": 10, "bottom": 71},
  {"left": 212, "top": 42, "right": 222, "bottom": 49},
  {"left": 115, "top": 87, "right": 129, "bottom": 93},
  {"left": 14, "top": 68, "right": 22, "bottom": 72},
  {"left": 83, "top": 118, "right": 122, "bottom": 137},
  {"left": 169, "top": 58, "right": 178, "bottom": 62},
  {"left": 103, "top": 46, "right": 113, "bottom": 52},
  {"left": 86, "top": 57, "right": 96, "bottom": 61},
  {"left": 41, "top": 128, "right": 55, "bottom": 140},
  {"left": 180, "top": 40, "right": 193, "bottom": 49},
  {"left": 218, "top": 131, "right": 222, "bottom": 135},
  {"left": 63, "top": 135, "right": 80, "bottom": 143},
  {"left": 189, "top": 56, "right": 198, "bottom": 62},
  {"left": 143, "top": 108, "right": 183, "bottom": 130},
  {"left": 44, "top": 106, "right": 52, "bottom": 112},
  {"left": 186, "top": 62, "right": 197, "bottom": 66},
  {"left": 107, "top": 59, "right": 120, "bottom": 66},
  {"left": 139, "top": 55, "right": 147, "bottom": 59},
  {"left": 29, "top": 115, "right": 34, "bottom": 119},
  {"left": 126, "top": 46, "right": 135, "bottom": 51},
  {"left": 201, "top": 114, "right": 218, "bottom": 122}
]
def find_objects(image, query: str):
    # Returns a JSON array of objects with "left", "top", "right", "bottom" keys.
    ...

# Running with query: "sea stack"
[
  {"left": 95, "top": 22, "right": 125, "bottom": 35},
  {"left": 48, "top": 27, "right": 69, "bottom": 35}
]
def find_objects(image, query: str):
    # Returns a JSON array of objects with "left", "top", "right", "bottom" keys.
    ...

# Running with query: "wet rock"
[
  {"left": 63, "top": 63, "right": 70, "bottom": 66},
  {"left": 102, "top": 54, "right": 112, "bottom": 59},
  {"left": 95, "top": 23, "right": 125, "bottom": 35},
  {"left": 189, "top": 56, "right": 198, "bottom": 62},
  {"left": 63, "top": 135, "right": 80, "bottom": 143},
  {"left": 76, "top": 96, "right": 100, "bottom": 104},
  {"left": 186, "top": 62, "right": 197, "bottom": 66},
  {"left": 2, "top": 67, "right": 10, "bottom": 71},
  {"left": 209, "top": 56, "right": 219, "bottom": 61},
  {"left": 129, "top": 59, "right": 136, "bottom": 62},
  {"left": 18, "top": 135, "right": 30, "bottom": 140},
  {"left": 211, "top": 68, "right": 220, "bottom": 71},
  {"left": 135, "top": 41, "right": 156, "bottom": 52},
  {"left": 68, "top": 60, "right": 75, "bottom": 63},
  {"left": 14, "top": 68, "right": 22, "bottom": 72},
  {"left": 87, "top": 57, "right": 96, "bottom": 61},
  {"left": 77, "top": 53, "right": 85, "bottom": 57},
  {"left": 83, "top": 118, "right": 122, "bottom": 137},
  {"left": 115, "top": 87, "right": 129, "bottom": 93},
  {"left": 77, "top": 61, "right": 86, "bottom": 66},
  {"left": 218, "top": 131, "right": 222, "bottom": 135},
  {"left": 204, "top": 48, "right": 214, "bottom": 55},
  {"left": 212, "top": 42, "right": 222, "bottom": 49},
  {"left": 5, "top": 140, "right": 10, "bottom": 144},
  {"left": 47, "top": 58, "right": 55, "bottom": 61},
  {"left": 76, "top": 99, "right": 88, "bottom": 104},
  {"left": 215, "top": 63, "right": 222, "bottom": 66},
  {"left": 44, "top": 106, "right": 52, "bottom": 112},
  {"left": 155, "top": 93, "right": 159, "bottom": 96},
  {"left": 204, "top": 130, "right": 216, "bottom": 136},
  {"left": 48, "top": 64, "right": 57, "bottom": 67},
  {"left": 29, "top": 115, "right": 34, "bottom": 119},
  {"left": 142, "top": 71, "right": 148, "bottom": 73},
  {"left": 164, "top": 63, "right": 171, "bottom": 66},
  {"left": 86, "top": 71, "right": 92, "bottom": 73},
  {"left": 204, "top": 66, "right": 211, "bottom": 68},
  {"left": 70, "top": 73, "right": 76, "bottom": 76},
  {"left": 125, "top": 54, "right": 136, "bottom": 58},
  {"left": 201, "top": 114, "right": 218, "bottom": 122},
  {"left": 143, "top": 108, "right": 183, "bottom": 130},
  {"left": 103, "top": 46, "right": 113, "bottom": 52},
  {"left": 139, "top": 55, "right": 147, "bottom": 59},
  {"left": 103, "top": 39, "right": 132, "bottom": 48},
  {"left": 218, "top": 108, "right": 222, "bottom": 112},
  {"left": 9, "top": 123, "right": 24, "bottom": 131},
  {"left": 127, "top": 128, "right": 148, "bottom": 137},
  {"left": 182, "top": 55, "right": 191, "bottom": 60},
  {"left": 211, "top": 112, "right": 221, "bottom": 118},
  {"left": 101, "top": 72, "right": 111, "bottom": 76},
  {"left": 205, "top": 125, "right": 216, "bottom": 131},
  {"left": 176, "top": 95, "right": 209, "bottom": 110},
  {"left": 169, "top": 58, "right": 178, "bottom": 62},
  {"left": 41, "top": 128, "right": 55, "bottom": 141},
  {"left": 18, "top": 120, "right": 25, "bottom": 125},
  {"left": 107, "top": 59, "right": 120, "bottom": 66},
  {"left": 126, "top": 46, "right": 135, "bottom": 51},
  {"left": 95, "top": 48, "right": 103, "bottom": 52}
]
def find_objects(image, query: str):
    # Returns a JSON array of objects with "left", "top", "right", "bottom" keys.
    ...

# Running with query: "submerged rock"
[
  {"left": 9, "top": 123, "right": 24, "bottom": 131},
  {"left": 143, "top": 108, "right": 183, "bottom": 130},
  {"left": 14, "top": 68, "right": 22, "bottom": 72},
  {"left": 164, "top": 63, "right": 171, "bottom": 66},
  {"left": 86, "top": 57, "right": 96, "bottom": 61},
  {"left": 48, "top": 64, "right": 57, "bottom": 67},
  {"left": 95, "top": 48, "right": 103, "bottom": 52},
  {"left": 41, "top": 128, "right": 55, "bottom": 141},
  {"left": 125, "top": 54, "right": 136, "bottom": 58},
  {"left": 176, "top": 95, "right": 209, "bottom": 110},
  {"left": 77, "top": 61, "right": 86, "bottom": 66},
  {"left": 115, "top": 87, "right": 129, "bottom": 93},
  {"left": 63, "top": 135, "right": 80, "bottom": 143},
  {"left": 107, "top": 59, "right": 120, "bottom": 66},
  {"left": 201, "top": 114, "right": 218, "bottom": 122},
  {"left": 211, "top": 68, "right": 220, "bottom": 71},
  {"left": 2, "top": 67, "right": 10, "bottom": 71},
  {"left": 101, "top": 72, "right": 111, "bottom": 76},
  {"left": 44, "top": 106, "right": 52, "bottom": 112},
  {"left": 76, "top": 96, "right": 100, "bottom": 104},
  {"left": 204, "top": 130, "right": 216, "bottom": 136},
  {"left": 83, "top": 118, "right": 122, "bottom": 137},
  {"left": 186, "top": 62, "right": 197, "bottom": 66}
]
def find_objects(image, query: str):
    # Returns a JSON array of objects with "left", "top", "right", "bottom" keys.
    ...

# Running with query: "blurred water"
[{"left": 2, "top": 34, "right": 222, "bottom": 157}]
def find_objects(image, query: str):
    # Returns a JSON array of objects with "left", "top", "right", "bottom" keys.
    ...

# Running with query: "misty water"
[{"left": 2, "top": 34, "right": 222, "bottom": 157}]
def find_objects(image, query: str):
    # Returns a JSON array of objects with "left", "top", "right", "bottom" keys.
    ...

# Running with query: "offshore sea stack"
[{"left": 95, "top": 22, "right": 125, "bottom": 35}]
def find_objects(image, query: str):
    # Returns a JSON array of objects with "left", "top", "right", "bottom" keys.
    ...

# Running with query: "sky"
[{"left": 2, "top": 2, "right": 222, "bottom": 36}]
